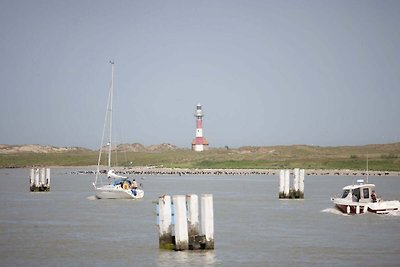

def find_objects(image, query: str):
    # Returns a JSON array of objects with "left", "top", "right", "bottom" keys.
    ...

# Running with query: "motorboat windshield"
[{"left": 341, "top": 189, "right": 350, "bottom": 198}]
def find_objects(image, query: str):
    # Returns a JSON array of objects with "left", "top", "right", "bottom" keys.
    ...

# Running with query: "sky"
[{"left": 1, "top": 0, "right": 399, "bottom": 149}]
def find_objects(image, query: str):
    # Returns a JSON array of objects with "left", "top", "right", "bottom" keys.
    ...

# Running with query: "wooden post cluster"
[
  {"left": 30, "top": 168, "right": 51, "bottom": 192},
  {"left": 279, "top": 168, "right": 304, "bottom": 199},
  {"left": 157, "top": 194, "right": 214, "bottom": 251}
]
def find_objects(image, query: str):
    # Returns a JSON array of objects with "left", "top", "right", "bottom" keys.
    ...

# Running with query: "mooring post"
[
  {"left": 279, "top": 170, "right": 285, "bottom": 198},
  {"left": 293, "top": 168, "right": 300, "bottom": 198},
  {"left": 200, "top": 194, "right": 214, "bottom": 249},
  {"left": 186, "top": 194, "right": 200, "bottom": 249},
  {"left": 158, "top": 195, "right": 173, "bottom": 249},
  {"left": 30, "top": 168, "right": 34, "bottom": 186},
  {"left": 299, "top": 169, "right": 305, "bottom": 198},
  {"left": 172, "top": 195, "right": 189, "bottom": 251},
  {"left": 46, "top": 168, "right": 51, "bottom": 187},
  {"left": 30, "top": 168, "right": 50, "bottom": 192},
  {"left": 34, "top": 169, "right": 40, "bottom": 188},
  {"left": 40, "top": 168, "right": 46, "bottom": 186},
  {"left": 284, "top": 169, "right": 290, "bottom": 198}
]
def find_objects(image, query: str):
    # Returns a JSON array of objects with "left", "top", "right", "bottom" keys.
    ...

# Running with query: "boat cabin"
[{"left": 340, "top": 179, "right": 376, "bottom": 203}]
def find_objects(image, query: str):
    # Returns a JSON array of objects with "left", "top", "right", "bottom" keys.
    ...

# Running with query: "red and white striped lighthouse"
[{"left": 192, "top": 103, "right": 209, "bottom": 151}]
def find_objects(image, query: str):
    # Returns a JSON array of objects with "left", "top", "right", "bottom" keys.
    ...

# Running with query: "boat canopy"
[{"left": 343, "top": 184, "right": 375, "bottom": 190}]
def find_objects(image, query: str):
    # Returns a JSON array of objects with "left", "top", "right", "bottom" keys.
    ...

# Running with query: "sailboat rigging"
[{"left": 93, "top": 61, "right": 144, "bottom": 199}]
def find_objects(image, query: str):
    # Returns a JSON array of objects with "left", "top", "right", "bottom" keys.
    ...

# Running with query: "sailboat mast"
[
  {"left": 94, "top": 61, "right": 115, "bottom": 186},
  {"left": 108, "top": 61, "right": 114, "bottom": 170},
  {"left": 366, "top": 153, "right": 369, "bottom": 183}
]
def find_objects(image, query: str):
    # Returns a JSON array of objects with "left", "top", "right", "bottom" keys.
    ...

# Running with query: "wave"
[
  {"left": 321, "top": 207, "right": 400, "bottom": 217},
  {"left": 321, "top": 208, "right": 350, "bottom": 216},
  {"left": 385, "top": 210, "right": 400, "bottom": 216}
]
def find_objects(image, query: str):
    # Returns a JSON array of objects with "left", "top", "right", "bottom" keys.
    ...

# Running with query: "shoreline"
[{"left": 69, "top": 166, "right": 400, "bottom": 176}]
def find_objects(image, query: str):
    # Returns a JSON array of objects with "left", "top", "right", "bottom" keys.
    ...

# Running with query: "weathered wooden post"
[
  {"left": 40, "top": 168, "right": 46, "bottom": 186},
  {"left": 278, "top": 168, "right": 305, "bottom": 199},
  {"left": 186, "top": 194, "right": 201, "bottom": 249},
  {"left": 172, "top": 195, "right": 189, "bottom": 251},
  {"left": 299, "top": 168, "right": 305, "bottom": 198},
  {"left": 289, "top": 168, "right": 301, "bottom": 198},
  {"left": 284, "top": 169, "right": 290, "bottom": 198},
  {"left": 46, "top": 168, "right": 51, "bottom": 188},
  {"left": 279, "top": 170, "right": 285, "bottom": 198},
  {"left": 30, "top": 168, "right": 40, "bottom": 192},
  {"left": 293, "top": 168, "right": 299, "bottom": 198},
  {"left": 200, "top": 194, "right": 214, "bottom": 249},
  {"left": 158, "top": 195, "right": 173, "bottom": 249},
  {"left": 34, "top": 168, "right": 40, "bottom": 188},
  {"left": 157, "top": 193, "right": 214, "bottom": 251},
  {"left": 30, "top": 168, "right": 51, "bottom": 192},
  {"left": 30, "top": 168, "right": 35, "bottom": 188}
]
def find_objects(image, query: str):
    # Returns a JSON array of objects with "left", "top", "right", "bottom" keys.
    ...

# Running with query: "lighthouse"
[{"left": 192, "top": 104, "right": 209, "bottom": 151}]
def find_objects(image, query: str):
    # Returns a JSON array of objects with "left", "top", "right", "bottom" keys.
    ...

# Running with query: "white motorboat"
[
  {"left": 93, "top": 62, "right": 144, "bottom": 199},
  {"left": 331, "top": 179, "right": 400, "bottom": 215}
]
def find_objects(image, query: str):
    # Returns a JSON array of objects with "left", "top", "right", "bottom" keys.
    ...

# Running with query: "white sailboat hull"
[{"left": 95, "top": 184, "right": 144, "bottom": 199}]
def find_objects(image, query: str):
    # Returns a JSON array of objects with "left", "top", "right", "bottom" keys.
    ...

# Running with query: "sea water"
[{"left": 0, "top": 168, "right": 399, "bottom": 266}]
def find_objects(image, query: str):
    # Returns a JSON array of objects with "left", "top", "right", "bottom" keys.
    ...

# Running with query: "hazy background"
[{"left": 1, "top": 0, "right": 399, "bottom": 149}]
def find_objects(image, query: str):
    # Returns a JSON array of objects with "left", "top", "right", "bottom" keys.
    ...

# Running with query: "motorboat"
[
  {"left": 331, "top": 179, "right": 400, "bottom": 214},
  {"left": 92, "top": 62, "right": 144, "bottom": 199}
]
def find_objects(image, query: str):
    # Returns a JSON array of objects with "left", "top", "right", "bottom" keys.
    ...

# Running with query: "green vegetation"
[
  {"left": 0, "top": 151, "right": 97, "bottom": 168},
  {"left": 1, "top": 143, "right": 400, "bottom": 171}
]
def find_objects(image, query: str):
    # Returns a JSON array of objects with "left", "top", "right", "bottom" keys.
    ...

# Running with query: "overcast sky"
[{"left": 1, "top": 0, "right": 399, "bottom": 149}]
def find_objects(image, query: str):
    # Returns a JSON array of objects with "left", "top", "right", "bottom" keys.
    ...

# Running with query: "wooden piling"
[
  {"left": 299, "top": 168, "right": 305, "bottom": 198},
  {"left": 158, "top": 195, "right": 174, "bottom": 249},
  {"left": 34, "top": 169, "right": 39, "bottom": 187},
  {"left": 284, "top": 169, "right": 290, "bottom": 198},
  {"left": 172, "top": 195, "right": 189, "bottom": 251},
  {"left": 40, "top": 168, "right": 46, "bottom": 185},
  {"left": 30, "top": 168, "right": 50, "bottom": 192},
  {"left": 289, "top": 168, "right": 301, "bottom": 198},
  {"left": 157, "top": 194, "right": 214, "bottom": 251},
  {"left": 200, "top": 194, "right": 214, "bottom": 249},
  {"left": 186, "top": 194, "right": 201, "bottom": 249},
  {"left": 46, "top": 168, "right": 51, "bottom": 187},
  {"left": 30, "top": 168, "right": 35, "bottom": 187},
  {"left": 278, "top": 168, "right": 304, "bottom": 199},
  {"left": 279, "top": 170, "right": 285, "bottom": 198},
  {"left": 293, "top": 168, "right": 299, "bottom": 197}
]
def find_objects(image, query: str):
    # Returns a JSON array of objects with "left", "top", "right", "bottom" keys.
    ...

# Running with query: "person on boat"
[
  {"left": 122, "top": 181, "right": 129, "bottom": 190},
  {"left": 130, "top": 180, "right": 138, "bottom": 189},
  {"left": 128, "top": 180, "right": 137, "bottom": 196},
  {"left": 371, "top": 190, "right": 377, "bottom": 203},
  {"left": 352, "top": 188, "right": 360, "bottom": 202}
]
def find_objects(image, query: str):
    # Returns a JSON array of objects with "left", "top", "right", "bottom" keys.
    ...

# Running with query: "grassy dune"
[
  {"left": 1, "top": 143, "right": 399, "bottom": 171},
  {"left": 0, "top": 151, "right": 98, "bottom": 168}
]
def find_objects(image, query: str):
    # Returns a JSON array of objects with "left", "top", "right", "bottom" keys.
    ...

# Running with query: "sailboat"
[{"left": 92, "top": 61, "right": 144, "bottom": 199}]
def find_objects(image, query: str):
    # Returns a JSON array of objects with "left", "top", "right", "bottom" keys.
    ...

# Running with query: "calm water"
[{"left": 0, "top": 168, "right": 399, "bottom": 267}]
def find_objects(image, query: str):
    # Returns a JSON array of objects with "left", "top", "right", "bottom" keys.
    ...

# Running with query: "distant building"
[{"left": 192, "top": 103, "right": 209, "bottom": 151}]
